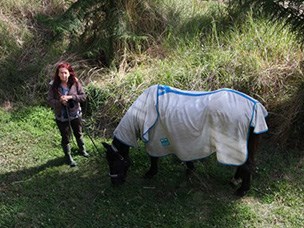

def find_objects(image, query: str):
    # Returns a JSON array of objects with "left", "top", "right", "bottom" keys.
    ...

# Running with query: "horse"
[{"left": 102, "top": 84, "right": 268, "bottom": 196}]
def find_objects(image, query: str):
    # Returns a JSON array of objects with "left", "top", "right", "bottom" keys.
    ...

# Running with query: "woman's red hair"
[{"left": 52, "top": 62, "right": 78, "bottom": 91}]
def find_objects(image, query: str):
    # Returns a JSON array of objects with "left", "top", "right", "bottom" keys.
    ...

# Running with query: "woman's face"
[{"left": 58, "top": 67, "right": 70, "bottom": 83}]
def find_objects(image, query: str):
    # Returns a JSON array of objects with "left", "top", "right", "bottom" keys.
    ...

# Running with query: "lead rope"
[{"left": 83, "top": 123, "right": 101, "bottom": 156}]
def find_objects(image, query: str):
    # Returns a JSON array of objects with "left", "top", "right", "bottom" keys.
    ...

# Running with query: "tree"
[{"left": 49, "top": 0, "right": 166, "bottom": 67}]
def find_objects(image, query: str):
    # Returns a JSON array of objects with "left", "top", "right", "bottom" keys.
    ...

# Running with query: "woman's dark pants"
[{"left": 56, "top": 118, "right": 86, "bottom": 166}]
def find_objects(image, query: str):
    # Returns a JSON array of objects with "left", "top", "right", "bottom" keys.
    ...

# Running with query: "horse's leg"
[
  {"left": 234, "top": 163, "right": 251, "bottom": 196},
  {"left": 144, "top": 156, "right": 159, "bottom": 179},
  {"left": 235, "top": 127, "right": 260, "bottom": 197},
  {"left": 185, "top": 161, "right": 195, "bottom": 176},
  {"left": 230, "top": 167, "right": 242, "bottom": 187}
]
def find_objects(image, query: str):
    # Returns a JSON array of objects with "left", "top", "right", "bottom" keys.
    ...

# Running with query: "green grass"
[{"left": 0, "top": 106, "right": 303, "bottom": 227}]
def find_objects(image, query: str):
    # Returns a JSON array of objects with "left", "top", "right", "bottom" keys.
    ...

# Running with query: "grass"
[{"left": 1, "top": 106, "right": 303, "bottom": 227}]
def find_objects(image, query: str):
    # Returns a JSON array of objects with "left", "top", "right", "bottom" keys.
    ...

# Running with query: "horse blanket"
[{"left": 113, "top": 84, "right": 268, "bottom": 165}]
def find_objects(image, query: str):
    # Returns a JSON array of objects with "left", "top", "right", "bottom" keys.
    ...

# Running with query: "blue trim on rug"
[
  {"left": 157, "top": 84, "right": 258, "bottom": 104},
  {"left": 142, "top": 85, "right": 161, "bottom": 143}
]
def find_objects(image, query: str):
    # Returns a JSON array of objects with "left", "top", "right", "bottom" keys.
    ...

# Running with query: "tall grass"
[
  {"left": 0, "top": 0, "right": 67, "bottom": 13},
  {"left": 0, "top": 3, "right": 32, "bottom": 60},
  {"left": 103, "top": 9, "right": 302, "bottom": 101},
  {"left": 0, "top": 0, "right": 70, "bottom": 102}
]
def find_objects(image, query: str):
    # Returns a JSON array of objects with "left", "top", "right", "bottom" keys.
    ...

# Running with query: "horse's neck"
[{"left": 113, "top": 137, "right": 130, "bottom": 154}]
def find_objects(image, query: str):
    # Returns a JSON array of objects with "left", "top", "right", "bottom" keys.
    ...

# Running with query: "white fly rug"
[{"left": 113, "top": 85, "right": 268, "bottom": 165}]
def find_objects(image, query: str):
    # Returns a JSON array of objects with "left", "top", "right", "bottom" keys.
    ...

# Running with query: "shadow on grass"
[
  {"left": 252, "top": 142, "right": 304, "bottom": 196},
  {"left": 1, "top": 157, "right": 65, "bottom": 184},
  {"left": 0, "top": 149, "right": 239, "bottom": 227},
  {"left": 1, "top": 138, "right": 303, "bottom": 227}
]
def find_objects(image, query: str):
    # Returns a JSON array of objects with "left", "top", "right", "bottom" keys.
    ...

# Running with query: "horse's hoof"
[
  {"left": 111, "top": 179, "right": 125, "bottom": 186},
  {"left": 234, "top": 188, "right": 249, "bottom": 197},
  {"left": 143, "top": 170, "right": 157, "bottom": 179},
  {"left": 230, "top": 178, "right": 242, "bottom": 187},
  {"left": 143, "top": 174, "right": 154, "bottom": 179},
  {"left": 186, "top": 168, "right": 195, "bottom": 176}
]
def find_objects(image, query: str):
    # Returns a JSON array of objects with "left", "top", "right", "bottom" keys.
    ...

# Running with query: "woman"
[{"left": 48, "top": 62, "right": 89, "bottom": 167}]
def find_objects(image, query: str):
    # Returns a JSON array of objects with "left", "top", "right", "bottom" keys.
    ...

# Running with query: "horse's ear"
[{"left": 102, "top": 142, "right": 111, "bottom": 151}]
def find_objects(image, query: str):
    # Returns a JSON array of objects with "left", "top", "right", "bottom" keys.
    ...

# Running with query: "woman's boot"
[
  {"left": 63, "top": 144, "right": 77, "bottom": 167},
  {"left": 76, "top": 138, "right": 89, "bottom": 157}
]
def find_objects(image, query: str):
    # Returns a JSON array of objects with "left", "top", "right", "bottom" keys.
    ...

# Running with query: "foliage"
[
  {"left": 36, "top": 0, "right": 168, "bottom": 67},
  {"left": 82, "top": 83, "right": 121, "bottom": 137}
]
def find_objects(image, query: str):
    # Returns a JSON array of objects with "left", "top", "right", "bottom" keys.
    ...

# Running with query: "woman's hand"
[{"left": 60, "top": 95, "right": 72, "bottom": 106}]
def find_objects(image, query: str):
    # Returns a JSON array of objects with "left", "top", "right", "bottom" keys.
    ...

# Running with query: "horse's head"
[{"left": 102, "top": 141, "right": 131, "bottom": 185}]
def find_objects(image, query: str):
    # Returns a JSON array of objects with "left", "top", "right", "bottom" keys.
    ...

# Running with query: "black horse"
[{"left": 102, "top": 85, "right": 268, "bottom": 197}]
